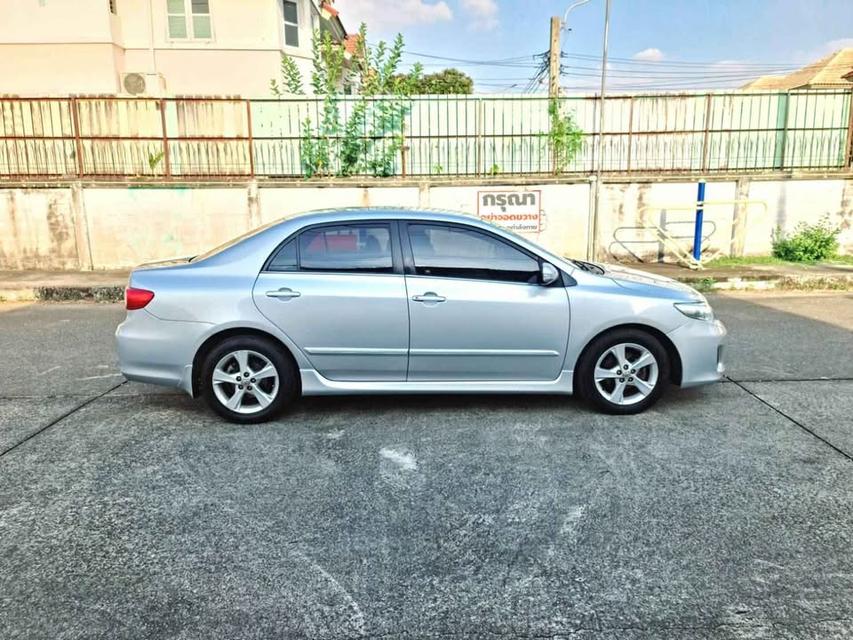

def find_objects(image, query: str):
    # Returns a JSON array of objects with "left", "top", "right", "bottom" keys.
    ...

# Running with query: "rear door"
[
  {"left": 402, "top": 222, "right": 570, "bottom": 381},
  {"left": 253, "top": 221, "right": 409, "bottom": 381}
]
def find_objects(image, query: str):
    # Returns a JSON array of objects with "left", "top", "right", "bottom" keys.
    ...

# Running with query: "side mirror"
[{"left": 541, "top": 262, "right": 560, "bottom": 286}]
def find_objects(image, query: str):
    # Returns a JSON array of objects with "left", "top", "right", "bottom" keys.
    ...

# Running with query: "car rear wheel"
[
  {"left": 576, "top": 328, "right": 670, "bottom": 414},
  {"left": 200, "top": 335, "right": 298, "bottom": 424}
]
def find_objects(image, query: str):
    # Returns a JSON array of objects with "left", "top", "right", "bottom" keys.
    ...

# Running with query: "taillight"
[{"left": 126, "top": 287, "right": 155, "bottom": 310}]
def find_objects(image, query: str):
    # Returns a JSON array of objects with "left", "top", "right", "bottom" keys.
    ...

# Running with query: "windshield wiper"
[{"left": 571, "top": 259, "right": 605, "bottom": 275}]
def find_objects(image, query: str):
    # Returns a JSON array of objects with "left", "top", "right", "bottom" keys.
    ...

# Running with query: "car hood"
[{"left": 598, "top": 262, "right": 704, "bottom": 300}]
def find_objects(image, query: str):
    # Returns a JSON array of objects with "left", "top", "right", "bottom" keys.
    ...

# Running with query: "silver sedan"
[{"left": 116, "top": 208, "right": 726, "bottom": 423}]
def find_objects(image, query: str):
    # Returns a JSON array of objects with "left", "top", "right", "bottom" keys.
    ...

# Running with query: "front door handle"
[
  {"left": 412, "top": 292, "right": 446, "bottom": 303},
  {"left": 266, "top": 287, "right": 301, "bottom": 300}
]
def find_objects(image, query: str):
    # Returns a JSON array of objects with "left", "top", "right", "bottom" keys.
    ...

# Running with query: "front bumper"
[
  {"left": 667, "top": 318, "right": 727, "bottom": 388},
  {"left": 115, "top": 309, "right": 211, "bottom": 396}
]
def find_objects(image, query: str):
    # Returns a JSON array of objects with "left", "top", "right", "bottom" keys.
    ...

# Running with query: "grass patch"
[
  {"left": 704, "top": 256, "right": 786, "bottom": 268},
  {"left": 705, "top": 254, "right": 853, "bottom": 268}
]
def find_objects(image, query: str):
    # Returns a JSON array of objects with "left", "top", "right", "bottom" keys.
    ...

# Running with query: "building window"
[
  {"left": 167, "top": 0, "right": 212, "bottom": 40},
  {"left": 109, "top": 0, "right": 117, "bottom": 14},
  {"left": 283, "top": 1, "right": 299, "bottom": 47}
]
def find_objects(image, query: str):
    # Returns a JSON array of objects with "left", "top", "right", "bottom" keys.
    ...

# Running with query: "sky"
[{"left": 334, "top": 0, "right": 853, "bottom": 93}]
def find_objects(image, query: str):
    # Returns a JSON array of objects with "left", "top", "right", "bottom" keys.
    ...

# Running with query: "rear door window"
[{"left": 298, "top": 224, "right": 393, "bottom": 273}]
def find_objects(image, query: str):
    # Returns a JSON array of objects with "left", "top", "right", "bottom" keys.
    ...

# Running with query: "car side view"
[{"left": 116, "top": 208, "right": 726, "bottom": 423}]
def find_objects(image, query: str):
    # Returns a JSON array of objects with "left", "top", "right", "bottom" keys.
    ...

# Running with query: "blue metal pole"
[{"left": 693, "top": 181, "right": 706, "bottom": 261}]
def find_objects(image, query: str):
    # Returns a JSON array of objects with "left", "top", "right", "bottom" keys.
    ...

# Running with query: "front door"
[
  {"left": 253, "top": 222, "right": 408, "bottom": 381},
  {"left": 402, "top": 222, "right": 570, "bottom": 381}
]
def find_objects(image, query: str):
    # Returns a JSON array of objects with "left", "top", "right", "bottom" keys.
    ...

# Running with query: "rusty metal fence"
[{"left": 1, "top": 91, "right": 851, "bottom": 179}]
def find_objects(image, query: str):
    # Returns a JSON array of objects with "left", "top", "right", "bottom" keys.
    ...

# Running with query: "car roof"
[{"left": 280, "top": 206, "right": 483, "bottom": 226}]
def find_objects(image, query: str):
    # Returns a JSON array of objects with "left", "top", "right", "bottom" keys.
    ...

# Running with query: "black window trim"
[
  {"left": 400, "top": 220, "right": 566, "bottom": 287},
  {"left": 262, "top": 220, "right": 404, "bottom": 276}
]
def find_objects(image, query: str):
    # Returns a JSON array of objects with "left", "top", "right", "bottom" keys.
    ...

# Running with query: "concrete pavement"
[{"left": 0, "top": 293, "right": 852, "bottom": 639}]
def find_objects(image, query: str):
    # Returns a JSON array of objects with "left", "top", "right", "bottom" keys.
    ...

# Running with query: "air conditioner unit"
[{"left": 120, "top": 72, "right": 166, "bottom": 97}]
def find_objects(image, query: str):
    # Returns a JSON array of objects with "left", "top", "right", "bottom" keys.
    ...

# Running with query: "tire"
[
  {"left": 576, "top": 328, "right": 670, "bottom": 415},
  {"left": 200, "top": 335, "right": 298, "bottom": 424}
]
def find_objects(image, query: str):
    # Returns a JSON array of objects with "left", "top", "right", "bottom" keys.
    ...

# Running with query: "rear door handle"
[
  {"left": 266, "top": 287, "right": 301, "bottom": 299},
  {"left": 412, "top": 292, "right": 446, "bottom": 303}
]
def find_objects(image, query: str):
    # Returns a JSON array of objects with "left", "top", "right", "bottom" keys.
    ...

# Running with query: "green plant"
[
  {"left": 270, "top": 54, "right": 304, "bottom": 96},
  {"left": 147, "top": 150, "right": 165, "bottom": 172},
  {"left": 392, "top": 67, "right": 473, "bottom": 94},
  {"left": 488, "top": 163, "right": 501, "bottom": 176},
  {"left": 693, "top": 277, "right": 717, "bottom": 293},
  {"left": 299, "top": 29, "right": 347, "bottom": 177},
  {"left": 771, "top": 216, "right": 840, "bottom": 262},
  {"left": 283, "top": 24, "right": 420, "bottom": 178},
  {"left": 432, "top": 163, "right": 444, "bottom": 175},
  {"left": 355, "top": 32, "right": 420, "bottom": 177},
  {"left": 547, "top": 98, "right": 584, "bottom": 174}
]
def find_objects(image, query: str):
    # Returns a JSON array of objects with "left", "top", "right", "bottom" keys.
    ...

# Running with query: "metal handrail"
[{"left": 630, "top": 199, "right": 769, "bottom": 270}]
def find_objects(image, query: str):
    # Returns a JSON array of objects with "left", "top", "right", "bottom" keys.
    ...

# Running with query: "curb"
[
  {"left": 671, "top": 274, "right": 853, "bottom": 292},
  {"left": 0, "top": 285, "right": 125, "bottom": 303}
]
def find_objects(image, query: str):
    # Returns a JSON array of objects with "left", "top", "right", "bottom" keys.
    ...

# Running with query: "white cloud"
[
  {"left": 335, "top": 0, "right": 452, "bottom": 33},
  {"left": 796, "top": 38, "right": 853, "bottom": 62},
  {"left": 632, "top": 48, "right": 664, "bottom": 62},
  {"left": 462, "top": 0, "right": 499, "bottom": 31},
  {"left": 822, "top": 37, "right": 853, "bottom": 51}
]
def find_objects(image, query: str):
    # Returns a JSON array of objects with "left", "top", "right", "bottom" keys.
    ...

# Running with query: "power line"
[
  {"left": 380, "top": 44, "right": 852, "bottom": 93},
  {"left": 560, "top": 51, "right": 832, "bottom": 69},
  {"left": 567, "top": 63, "right": 853, "bottom": 78},
  {"left": 559, "top": 63, "right": 802, "bottom": 78},
  {"left": 402, "top": 49, "right": 545, "bottom": 64}
]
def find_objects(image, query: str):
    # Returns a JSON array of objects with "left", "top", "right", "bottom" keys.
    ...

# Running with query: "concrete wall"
[{"left": 0, "top": 177, "right": 850, "bottom": 270}]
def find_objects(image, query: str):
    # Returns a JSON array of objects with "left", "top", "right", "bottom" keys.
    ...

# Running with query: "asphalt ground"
[{"left": 0, "top": 293, "right": 851, "bottom": 639}]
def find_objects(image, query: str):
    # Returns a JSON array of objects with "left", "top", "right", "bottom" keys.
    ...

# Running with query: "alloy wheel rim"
[
  {"left": 593, "top": 342, "right": 659, "bottom": 406},
  {"left": 212, "top": 350, "right": 280, "bottom": 415}
]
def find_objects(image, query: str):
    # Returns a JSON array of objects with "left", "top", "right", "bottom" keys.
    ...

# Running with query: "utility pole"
[
  {"left": 548, "top": 16, "right": 561, "bottom": 97},
  {"left": 587, "top": 0, "right": 611, "bottom": 260}
]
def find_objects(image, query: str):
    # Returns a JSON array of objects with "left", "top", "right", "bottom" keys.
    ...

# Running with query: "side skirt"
[{"left": 300, "top": 369, "right": 574, "bottom": 396}]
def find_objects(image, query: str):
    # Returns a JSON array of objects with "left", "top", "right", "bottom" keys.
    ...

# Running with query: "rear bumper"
[
  {"left": 115, "top": 309, "right": 210, "bottom": 396},
  {"left": 667, "top": 318, "right": 727, "bottom": 388}
]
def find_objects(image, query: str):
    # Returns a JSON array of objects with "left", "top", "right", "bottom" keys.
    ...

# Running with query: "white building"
[{"left": 0, "top": 0, "right": 348, "bottom": 97}]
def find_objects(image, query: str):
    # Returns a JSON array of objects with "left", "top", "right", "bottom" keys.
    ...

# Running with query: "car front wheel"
[
  {"left": 200, "top": 335, "right": 298, "bottom": 424},
  {"left": 576, "top": 328, "right": 670, "bottom": 414}
]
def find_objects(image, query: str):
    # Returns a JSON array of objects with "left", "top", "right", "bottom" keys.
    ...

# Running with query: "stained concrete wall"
[{"left": 0, "top": 177, "right": 850, "bottom": 270}]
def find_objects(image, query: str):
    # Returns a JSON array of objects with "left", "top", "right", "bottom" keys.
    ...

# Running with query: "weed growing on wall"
[{"left": 547, "top": 98, "right": 584, "bottom": 174}]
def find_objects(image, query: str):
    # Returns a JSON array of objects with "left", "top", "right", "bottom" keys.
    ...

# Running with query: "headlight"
[{"left": 674, "top": 301, "right": 714, "bottom": 321}]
